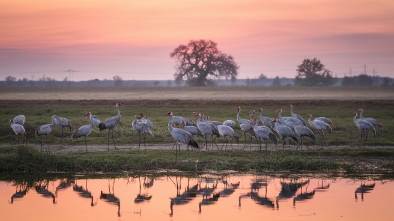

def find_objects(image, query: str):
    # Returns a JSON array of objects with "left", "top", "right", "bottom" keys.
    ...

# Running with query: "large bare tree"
[{"left": 170, "top": 39, "right": 238, "bottom": 86}]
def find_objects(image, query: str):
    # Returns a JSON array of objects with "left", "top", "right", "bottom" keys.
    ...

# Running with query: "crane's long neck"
[
  {"left": 353, "top": 113, "right": 358, "bottom": 123},
  {"left": 359, "top": 110, "right": 364, "bottom": 119},
  {"left": 290, "top": 106, "right": 294, "bottom": 115},
  {"left": 117, "top": 108, "right": 121, "bottom": 119},
  {"left": 168, "top": 118, "right": 173, "bottom": 132},
  {"left": 307, "top": 115, "right": 313, "bottom": 125},
  {"left": 236, "top": 108, "right": 243, "bottom": 122}
]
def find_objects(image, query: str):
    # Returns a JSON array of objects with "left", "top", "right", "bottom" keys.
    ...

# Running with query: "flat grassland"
[
  {"left": 0, "top": 86, "right": 393, "bottom": 174},
  {"left": 1, "top": 86, "right": 394, "bottom": 100}
]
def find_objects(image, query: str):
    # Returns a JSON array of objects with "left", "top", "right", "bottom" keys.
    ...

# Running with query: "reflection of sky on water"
[{"left": 1, "top": 175, "right": 392, "bottom": 221}]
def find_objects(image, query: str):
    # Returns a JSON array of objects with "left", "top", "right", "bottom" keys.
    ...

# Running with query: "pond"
[{"left": 1, "top": 174, "right": 393, "bottom": 221}]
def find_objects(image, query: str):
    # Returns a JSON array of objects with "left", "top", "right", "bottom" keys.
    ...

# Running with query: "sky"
[{"left": 1, "top": 0, "right": 393, "bottom": 81}]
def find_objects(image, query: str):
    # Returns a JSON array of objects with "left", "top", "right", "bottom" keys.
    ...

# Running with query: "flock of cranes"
[{"left": 8, "top": 102, "right": 383, "bottom": 153}]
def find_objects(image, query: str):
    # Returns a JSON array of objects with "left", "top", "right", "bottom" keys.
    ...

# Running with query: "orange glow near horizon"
[{"left": 1, "top": 0, "right": 393, "bottom": 80}]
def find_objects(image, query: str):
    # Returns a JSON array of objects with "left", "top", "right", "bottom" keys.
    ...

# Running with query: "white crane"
[
  {"left": 359, "top": 108, "right": 383, "bottom": 131},
  {"left": 72, "top": 112, "right": 95, "bottom": 152},
  {"left": 235, "top": 106, "right": 256, "bottom": 147},
  {"left": 205, "top": 115, "right": 223, "bottom": 127},
  {"left": 277, "top": 108, "right": 303, "bottom": 128},
  {"left": 288, "top": 104, "right": 307, "bottom": 126},
  {"left": 35, "top": 115, "right": 57, "bottom": 151},
  {"left": 132, "top": 115, "right": 154, "bottom": 150},
  {"left": 140, "top": 113, "right": 154, "bottom": 132},
  {"left": 293, "top": 124, "right": 316, "bottom": 149},
  {"left": 11, "top": 115, "right": 26, "bottom": 125},
  {"left": 353, "top": 112, "right": 376, "bottom": 142},
  {"left": 195, "top": 112, "right": 220, "bottom": 149},
  {"left": 10, "top": 120, "right": 27, "bottom": 144},
  {"left": 85, "top": 112, "right": 101, "bottom": 128},
  {"left": 217, "top": 124, "right": 239, "bottom": 150},
  {"left": 250, "top": 119, "right": 278, "bottom": 151},
  {"left": 273, "top": 117, "right": 298, "bottom": 149},
  {"left": 168, "top": 113, "right": 194, "bottom": 126},
  {"left": 307, "top": 114, "right": 332, "bottom": 145},
  {"left": 98, "top": 102, "right": 122, "bottom": 150},
  {"left": 52, "top": 115, "right": 72, "bottom": 136},
  {"left": 257, "top": 108, "right": 275, "bottom": 129},
  {"left": 167, "top": 112, "right": 199, "bottom": 156}
]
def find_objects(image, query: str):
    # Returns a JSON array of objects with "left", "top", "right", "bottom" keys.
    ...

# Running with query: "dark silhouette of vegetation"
[
  {"left": 295, "top": 58, "right": 333, "bottom": 86},
  {"left": 170, "top": 39, "right": 238, "bottom": 86},
  {"left": 272, "top": 76, "right": 281, "bottom": 86},
  {"left": 113, "top": 75, "right": 123, "bottom": 87},
  {"left": 342, "top": 74, "right": 373, "bottom": 86}
]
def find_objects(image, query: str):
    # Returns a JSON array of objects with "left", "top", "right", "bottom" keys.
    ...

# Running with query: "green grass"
[
  {"left": 1, "top": 99, "right": 393, "bottom": 147},
  {"left": 0, "top": 145, "right": 393, "bottom": 176},
  {"left": 1, "top": 99, "right": 393, "bottom": 176}
]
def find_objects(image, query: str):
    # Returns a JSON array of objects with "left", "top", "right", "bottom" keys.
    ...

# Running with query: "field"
[{"left": 0, "top": 86, "right": 393, "bottom": 175}]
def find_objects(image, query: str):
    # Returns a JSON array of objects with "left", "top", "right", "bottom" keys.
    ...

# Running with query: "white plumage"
[
  {"left": 72, "top": 112, "right": 95, "bottom": 152},
  {"left": 53, "top": 115, "right": 72, "bottom": 136},
  {"left": 132, "top": 115, "right": 154, "bottom": 149},
  {"left": 181, "top": 120, "right": 202, "bottom": 137},
  {"left": 35, "top": 115, "right": 57, "bottom": 151},
  {"left": 223, "top": 120, "right": 236, "bottom": 128},
  {"left": 314, "top": 117, "right": 332, "bottom": 125},
  {"left": 359, "top": 108, "right": 383, "bottom": 131},
  {"left": 257, "top": 108, "right": 275, "bottom": 129},
  {"left": 235, "top": 106, "right": 256, "bottom": 147},
  {"left": 98, "top": 102, "right": 122, "bottom": 150},
  {"left": 307, "top": 114, "right": 332, "bottom": 144},
  {"left": 217, "top": 124, "right": 239, "bottom": 149},
  {"left": 293, "top": 125, "right": 316, "bottom": 149},
  {"left": 353, "top": 112, "right": 376, "bottom": 141},
  {"left": 10, "top": 120, "right": 27, "bottom": 141},
  {"left": 85, "top": 112, "right": 101, "bottom": 127},
  {"left": 11, "top": 115, "right": 26, "bottom": 125},
  {"left": 288, "top": 104, "right": 307, "bottom": 126},
  {"left": 195, "top": 112, "right": 220, "bottom": 149},
  {"left": 167, "top": 112, "right": 199, "bottom": 155},
  {"left": 273, "top": 117, "right": 298, "bottom": 148},
  {"left": 251, "top": 119, "right": 277, "bottom": 150},
  {"left": 277, "top": 108, "right": 303, "bottom": 128}
]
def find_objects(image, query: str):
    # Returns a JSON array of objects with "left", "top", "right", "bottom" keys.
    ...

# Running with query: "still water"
[{"left": 1, "top": 174, "right": 393, "bottom": 221}]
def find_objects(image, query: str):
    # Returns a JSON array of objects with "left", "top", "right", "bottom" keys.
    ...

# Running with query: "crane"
[
  {"left": 235, "top": 106, "right": 256, "bottom": 147},
  {"left": 167, "top": 112, "right": 199, "bottom": 156},
  {"left": 11, "top": 115, "right": 26, "bottom": 125},
  {"left": 10, "top": 120, "right": 27, "bottom": 144},
  {"left": 293, "top": 124, "right": 316, "bottom": 149},
  {"left": 98, "top": 102, "right": 122, "bottom": 150},
  {"left": 132, "top": 115, "right": 154, "bottom": 150},
  {"left": 277, "top": 108, "right": 303, "bottom": 128},
  {"left": 140, "top": 113, "right": 154, "bottom": 132},
  {"left": 217, "top": 124, "right": 239, "bottom": 150},
  {"left": 180, "top": 120, "right": 202, "bottom": 137},
  {"left": 353, "top": 112, "right": 376, "bottom": 142},
  {"left": 314, "top": 117, "right": 332, "bottom": 125},
  {"left": 250, "top": 119, "right": 278, "bottom": 151},
  {"left": 195, "top": 112, "right": 220, "bottom": 149},
  {"left": 257, "top": 108, "right": 275, "bottom": 129},
  {"left": 72, "top": 112, "right": 95, "bottom": 152},
  {"left": 307, "top": 114, "right": 332, "bottom": 145},
  {"left": 288, "top": 104, "right": 307, "bottom": 125},
  {"left": 223, "top": 119, "right": 236, "bottom": 128},
  {"left": 52, "top": 115, "right": 72, "bottom": 136},
  {"left": 35, "top": 115, "right": 57, "bottom": 151},
  {"left": 359, "top": 108, "right": 383, "bottom": 131},
  {"left": 273, "top": 117, "right": 298, "bottom": 149},
  {"left": 85, "top": 112, "right": 101, "bottom": 128}
]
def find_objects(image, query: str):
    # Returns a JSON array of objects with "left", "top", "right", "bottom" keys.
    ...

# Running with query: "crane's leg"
[
  {"left": 40, "top": 136, "right": 43, "bottom": 152},
  {"left": 138, "top": 132, "right": 141, "bottom": 150},
  {"left": 111, "top": 129, "right": 118, "bottom": 150},
  {"left": 265, "top": 139, "right": 268, "bottom": 151},
  {"left": 107, "top": 130, "right": 110, "bottom": 150},
  {"left": 85, "top": 136, "right": 88, "bottom": 152},
  {"left": 205, "top": 136, "right": 208, "bottom": 150}
]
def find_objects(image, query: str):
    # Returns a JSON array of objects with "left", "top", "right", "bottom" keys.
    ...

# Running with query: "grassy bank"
[{"left": 1, "top": 145, "right": 393, "bottom": 176}]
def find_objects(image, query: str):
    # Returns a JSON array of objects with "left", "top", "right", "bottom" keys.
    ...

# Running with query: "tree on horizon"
[
  {"left": 170, "top": 39, "right": 238, "bottom": 86},
  {"left": 295, "top": 58, "right": 333, "bottom": 86}
]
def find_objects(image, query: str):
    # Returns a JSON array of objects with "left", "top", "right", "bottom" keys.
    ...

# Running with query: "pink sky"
[{"left": 1, "top": 0, "right": 393, "bottom": 81}]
